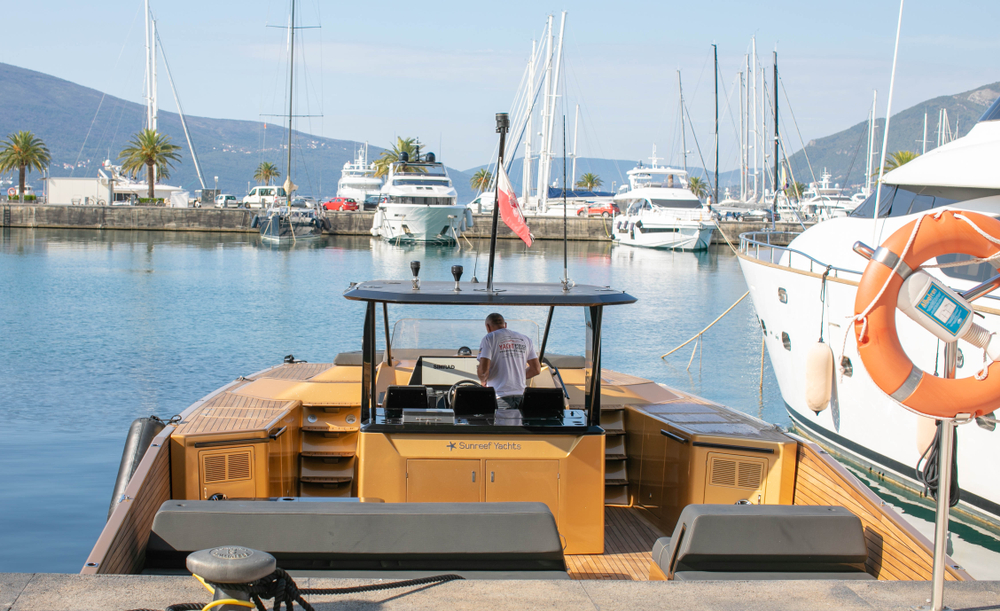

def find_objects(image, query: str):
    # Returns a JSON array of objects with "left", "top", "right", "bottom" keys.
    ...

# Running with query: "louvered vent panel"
[
  {"left": 710, "top": 459, "right": 737, "bottom": 487},
  {"left": 228, "top": 452, "right": 252, "bottom": 480},
  {"left": 737, "top": 461, "right": 764, "bottom": 489},
  {"left": 203, "top": 455, "right": 227, "bottom": 483}
]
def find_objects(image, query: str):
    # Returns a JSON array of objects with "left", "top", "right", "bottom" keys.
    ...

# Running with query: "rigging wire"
[{"left": 778, "top": 75, "right": 818, "bottom": 187}]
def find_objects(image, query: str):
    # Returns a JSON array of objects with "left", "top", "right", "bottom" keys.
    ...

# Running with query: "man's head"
[{"left": 485, "top": 312, "right": 506, "bottom": 333}]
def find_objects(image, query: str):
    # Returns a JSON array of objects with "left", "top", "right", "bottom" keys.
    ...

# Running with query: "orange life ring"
[{"left": 854, "top": 210, "right": 1000, "bottom": 419}]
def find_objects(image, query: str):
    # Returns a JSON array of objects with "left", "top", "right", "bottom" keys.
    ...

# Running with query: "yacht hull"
[
  {"left": 738, "top": 227, "right": 1000, "bottom": 527},
  {"left": 371, "top": 204, "right": 470, "bottom": 243},
  {"left": 257, "top": 213, "right": 324, "bottom": 242},
  {"left": 612, "top": 217, "right": 714, "bottom": 251}
]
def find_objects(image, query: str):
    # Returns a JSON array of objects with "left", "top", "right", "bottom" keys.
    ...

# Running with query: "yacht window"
[
  {"left": 393, "top": 179, "right": 452, "bottom": 187},
  {"left": 849, "top": 186, "right": 956, "bottom": 218},
  {"left": 650, "top": 198, "right": 701, "bottom": 209},
  {"left": 936, "top": 254, "right": 1000, "bottom": 283},
  {"left": 979, "top": 96, "right": 1000, "bottom": 122},
  {"left": 626, "top": 200, "right": 642, "bottom": 215}
]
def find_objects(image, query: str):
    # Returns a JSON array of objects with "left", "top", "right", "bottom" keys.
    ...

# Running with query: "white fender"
[
  {"left": 805, "top": 341, "right": 834, "bottom": 413},
  {"left": 464, "top": 207, "right": 475, "bottom": 229},
  {"left": 916, "top": 415, "right": 938, "bottom": 455},
  {"left": 370, "top": 209, "right": 384, "bottom": 236}
]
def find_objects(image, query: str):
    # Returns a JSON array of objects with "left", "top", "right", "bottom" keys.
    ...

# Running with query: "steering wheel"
[{"left": 446, "top": 379, "right": 481, "bottom": 410}]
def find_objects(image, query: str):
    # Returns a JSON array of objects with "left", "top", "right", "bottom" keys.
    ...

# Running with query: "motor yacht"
[
  {"left": 337, "top": 144, "right": 383, "bottom": 207},
  {"left": 84, "top": 265, "right": 967, "bottom": 587},
  {"left": 612, "top": 157, "right": 715, "bottom": 251},
  {"left": 800, "top": 169, "right": 861, "bottom": 220},
  {"left": 738, "top": 97, "right": 1000, "bottom": 535},
  {"left": 370, "top": 152, "right": 473, "bottom": 244}
]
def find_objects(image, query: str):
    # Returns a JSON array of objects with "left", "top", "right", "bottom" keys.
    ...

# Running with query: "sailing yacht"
[
  {"left": 370, "top": 152, "right": 472, "bottom": 244},
  {"left": 611, "top": 152, "right": 715, "bottom": 251},
  {"left": 254, "top": 0, "right": 324, "bottom": 243},
  {"left": 337, "top": 144, "right": 382, "bottom": 208},
  {"left": 738, "top": 97, "right": 1000, "bottom": 530}
]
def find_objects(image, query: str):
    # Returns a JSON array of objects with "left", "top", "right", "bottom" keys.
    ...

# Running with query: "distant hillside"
[
  {"left": 0, "top": 62, "right": 476, "bottom": 202},
  {"left": 786, "top": 82, "right": 1000, "bottom": 190}
]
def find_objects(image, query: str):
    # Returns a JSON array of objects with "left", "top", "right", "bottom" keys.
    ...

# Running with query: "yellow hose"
[
  {"left": 202, "top": 599, "right": 255, "bottom": 611},
  {"left": 194, "top": 574, "right": 215, "bottom": 595}
]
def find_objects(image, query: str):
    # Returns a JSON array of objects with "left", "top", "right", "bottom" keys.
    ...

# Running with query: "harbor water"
[{"left": 1, "top": 228, "right": 997, "bottom": 577}]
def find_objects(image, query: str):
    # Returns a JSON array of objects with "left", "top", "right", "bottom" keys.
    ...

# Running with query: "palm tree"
[
  {"left": 374, "top": 137, "right": 422, "bottom": 178},
  {"left": 880, "top": 150, "right": 920, "bottom": 176},
  {"left": 118, "top": 129, "right": 182, "bottom": 200},
  {"left": 254, "top": 162, "right": 281, "bottom": 186},
  {"left": 0, "top": 131, "right": 51, "bottom": 202},
  {"left": 470, "top": 168, "right": 492, "bottom": 191},
  {"left": 787, "top": 181, "right": 806, "bottom": 200},
  {"left": 575, "top": 172, "right": 603, "bottom": 192},
  {"left": 688, "top": 176, "right": 707, "bottom": 199}
]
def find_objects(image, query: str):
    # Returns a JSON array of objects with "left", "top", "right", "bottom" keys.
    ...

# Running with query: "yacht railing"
[{"left": 739, "top": 231, "right": 864, "bottom": 280}]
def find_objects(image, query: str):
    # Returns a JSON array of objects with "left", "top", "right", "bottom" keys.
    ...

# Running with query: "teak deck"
[{"left": 565, "top": 507, "right": 664, "bottom": 580}]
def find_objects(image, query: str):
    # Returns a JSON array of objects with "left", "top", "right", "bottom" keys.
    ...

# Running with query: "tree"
[
  {"left": 374, "top": 137, "right": 423, "bottom": 178},
  {"left": 470, "top": 168, "right": 492, "bottom": 191},
  {"left": 880, "top": 150, "right": 920, "bottom": 176},
  {"left": 118, "top": 129, "right": 181, "bottom": 200},
  {"left": 787, "top": 181, "right": 806, "bottom": 200},
  {"left": 254, "top": 162, "right": 281, "bottom": 186},
  {"left": 0, "top": 131, "right": 51, "bottom": 202},
  {"left": 688, "top": 176, "right": 707, "bottom": 199},
  {"left": 575, "top": 172, "right": 603, "bottom": 192}
]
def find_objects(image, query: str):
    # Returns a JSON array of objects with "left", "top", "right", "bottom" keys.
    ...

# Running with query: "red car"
[
  {"left": 323, "top": 197, "right": 359, "bottom": 211},
  {"left": 576, "top": 202, "right": 620, "bottom": 217}
]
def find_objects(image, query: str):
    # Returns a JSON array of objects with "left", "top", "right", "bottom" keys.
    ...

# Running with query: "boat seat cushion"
[
  {"left": 655, "top": 504, "right": 869, "bottom": 579},
  {"left": 543, "top": 354, "right": 585, "bottom": 369},
  {"left": 146, "top": 500, "right": 566, "bottom": 573},
  {"left": 332, "top": 351, "right": 383, "bottom": 366},
  {"left": 672, "top": 571, "right": 875, "bottom": 581}
]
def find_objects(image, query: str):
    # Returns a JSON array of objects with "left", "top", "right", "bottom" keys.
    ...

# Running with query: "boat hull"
[
  {"left": 257, "top": 213, "right": 324, "bottom": 242},
  {"left": 612, "top": 217, "right": 714, "bottom": 251},
  {"left": 371, "top": 204, "right": 470, "bottom": 243},
  {"left": 737, "top": 233, "right": 1000, "bottom": 527}
]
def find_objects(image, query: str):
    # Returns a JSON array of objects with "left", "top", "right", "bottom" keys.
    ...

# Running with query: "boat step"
[{"left": 604, "top": 484, "right": 629, "bottom": 506}]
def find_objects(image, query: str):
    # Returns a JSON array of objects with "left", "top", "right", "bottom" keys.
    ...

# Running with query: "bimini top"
[{"left": 344, "top": 280, "right": 637, "bottom": 307}]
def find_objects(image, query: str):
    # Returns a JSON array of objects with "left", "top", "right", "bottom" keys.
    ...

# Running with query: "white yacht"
[
  {"left": 801, "top": 169, "right": 860, "bottom": 220},
  {"left": 370, "top": 152, "right": 472, "bottom": 244},
  {"left": 737, "top": 98, "right": 1000, "bottom": 530},
  {"left": 612, "top": 155, "right": 715, "bottom": 251},
  {"left": 337, "top": 144, "right": 383, "bottom": 208}
]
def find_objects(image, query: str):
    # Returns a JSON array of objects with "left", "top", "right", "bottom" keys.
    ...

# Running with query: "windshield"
[
  {"left": 980, "top": 96, "right": 1000, "bottom": 122},
  {"left": 391, "top": 318, "right": 539, "bottom": 352},
  {"left": 397, "top": 164, "right": 447, "bottom": 177},
  {"left": 849, "top": 185, "right": 957, "bottom": 218},
  {"left": 650, "top": 198, "right": 701, "bottom": 209}
]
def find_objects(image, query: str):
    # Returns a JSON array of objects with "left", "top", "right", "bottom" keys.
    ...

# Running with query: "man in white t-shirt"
[{"left": 477, "top": 312, "right": 541, "bottom": 414}]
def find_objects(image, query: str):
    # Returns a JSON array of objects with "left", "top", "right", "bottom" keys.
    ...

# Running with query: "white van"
[{"left": 243, "top": 186, "right": 287, "bottom": 209}]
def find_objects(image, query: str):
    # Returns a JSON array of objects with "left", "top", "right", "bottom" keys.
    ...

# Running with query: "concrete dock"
[
  {"left": 0, "top": 203, "right": 806, "bottom": 246},
  {"left": 2, "top": 574, "right": 998, "bottom": 610}
]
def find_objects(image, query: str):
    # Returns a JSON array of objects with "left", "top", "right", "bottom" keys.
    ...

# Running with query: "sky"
[{"left": 2, "top": 0, "right": 998, "bottom": 172}]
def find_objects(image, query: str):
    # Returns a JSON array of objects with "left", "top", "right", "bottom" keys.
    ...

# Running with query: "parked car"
[
  {"left": 242, "top": 186, "right": 287, "bottom": 209},
  {"left": 214, "top": 194, "right": 239, "bottom": 208},
  {"left": 576, "top": 202, "right": 620, "bottom": 217},
  {"left": 323, "top": 197, "right": 359, "bottom": 211}
]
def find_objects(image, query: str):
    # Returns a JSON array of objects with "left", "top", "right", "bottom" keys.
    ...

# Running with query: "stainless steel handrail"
[{"left": 738, "top": 231, "right": 864, "bottom": 279}]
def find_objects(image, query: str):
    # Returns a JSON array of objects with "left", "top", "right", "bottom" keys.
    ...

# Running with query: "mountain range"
[{"left": 1, "top": 61, "right": 997, "bottom": 202}]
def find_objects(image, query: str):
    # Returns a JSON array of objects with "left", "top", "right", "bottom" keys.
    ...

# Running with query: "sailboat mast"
[
  {"left": 713, "top": 43, "right": 719, "bottom": 206},
  {"left": 571, "top": 103, "right": 580, "bottom": 183},
  {"left": 286, "top": 0, "right": 295, "bottom": 187},
  {"left": 144, "top": 0, "right": 152, "bottom": 129},
  {"left": 772, "top": 50, "right": 779, "bottom": 227},
  {"left": 678, "top": 70, "right": 687, "bottom": 172},
  {"left": 544, "top": 12, "right": 567, "bottom": 199},
  {"left": 522, "top": 40, "right": 535, "bottom": 203},
  {"left": 865, "top": 90, "right": 876, "bottom": 196},
  {"left": 751, "top": 37, "right": 757, "bottom": 200},
  {"left": 536, "top": 16, "right": 553, "bottom": 211},
  {"left": 740, "top": 68, "right": 746, "bottom": 201}
]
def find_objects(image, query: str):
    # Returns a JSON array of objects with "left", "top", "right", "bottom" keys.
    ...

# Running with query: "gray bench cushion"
[
  {"left": 544, "top": 354, "right": 586, "bottom": 369},
  {"left": 333, "top": 351, "right": 382, "bottom": 366},
  {"left": 147, "top": 500, "right": 565, "bottom": 573},
  {"left": 673, "top": 571, "right": 875, "bottom": 581},
  {"left": 655, "top": 505, "right": 869, "bottom": 578}
]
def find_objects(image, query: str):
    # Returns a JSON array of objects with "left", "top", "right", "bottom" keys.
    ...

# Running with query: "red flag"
[{"left": 496, "top": 163, "right": 533, "bottom": 247}]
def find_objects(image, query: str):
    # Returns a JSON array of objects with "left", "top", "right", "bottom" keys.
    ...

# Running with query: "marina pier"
[{"left": 0, "top": 204, "right": 805, "bottom": 245}]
